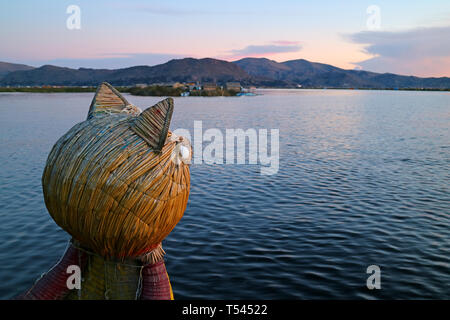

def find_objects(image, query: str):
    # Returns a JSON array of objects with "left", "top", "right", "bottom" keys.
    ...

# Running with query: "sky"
[{"left": 0, "top": 0, "right": 449, "bottom": 77}]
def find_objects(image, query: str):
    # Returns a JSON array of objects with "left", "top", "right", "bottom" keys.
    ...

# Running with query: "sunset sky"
[{"left": 1, "top": 0, "right": 449, "bottom": 77}]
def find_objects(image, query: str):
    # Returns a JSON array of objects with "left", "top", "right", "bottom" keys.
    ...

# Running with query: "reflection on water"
[{"left": 0, "top": 90, "right": 449, "bottom": 299}]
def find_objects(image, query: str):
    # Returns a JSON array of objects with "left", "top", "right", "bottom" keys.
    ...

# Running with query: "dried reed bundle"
[
  {"left": 19, "top": 240, "right": 173, "bottom": 300},
  {"left": 42, "top": 82, "right": 191, "bottom": 259}
]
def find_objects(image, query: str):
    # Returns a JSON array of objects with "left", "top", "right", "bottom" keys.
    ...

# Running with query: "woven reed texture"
[
  {"left": 87, "top": 82, "right": 141, "bottom": 118},
  {"left": 64, "top": 243, "right": 173, "bottom": 300},
  {"left": 140, "top": 260, "right": 173, "bottom": 300},
  {"left": 65, "top": 254, "right": 142, "bottom": 300},
  {"left": 19, "top": 241, "right": 173, "bottom": 300},
  {"left": 132, "top": 98, "right": 173, "bottom": 151},
  {"left": 18, "top": 244, "right": 87, "bottom": 300},
  {"left": 42, "top": 83, "right": 191, "bottom": 259}
]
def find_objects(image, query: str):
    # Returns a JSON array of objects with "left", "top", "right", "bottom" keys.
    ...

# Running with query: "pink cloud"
[
  {"left": 272, "top": 40, "right": 301, "bottom": 46},
  {"left": 223, "top": 41, "right": 302, "bottom": 60}
]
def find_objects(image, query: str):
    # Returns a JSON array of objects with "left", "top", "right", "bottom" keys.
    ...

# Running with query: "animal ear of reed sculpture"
[{"left": 18, "top": 82, "right": 191, "bottom": 300}]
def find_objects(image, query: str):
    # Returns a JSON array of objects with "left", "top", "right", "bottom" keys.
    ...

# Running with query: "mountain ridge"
[
  {"left": 0, "top": 61, "right": 35, "bottom": 78},
  {"left": 234, "top": 58, "right": 450, "bottom": 89},
  {"left": 1, "top": 57, "right": 449, "bottom": 89}
]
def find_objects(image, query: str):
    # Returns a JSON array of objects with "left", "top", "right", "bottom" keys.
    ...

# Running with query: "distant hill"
[
  {"left": 0, "top": 58, "right": 251, "bottom": 86},
  {"left": 0, "top": 61, "right": 34, "bottom": 78},
  {"left": 234, "top": 58, "right": 450, "bottom": 89},
  {"left": 1, "top": 57, "right": 449, "bottom": 89},
  {"left": 0, "top": 65, "right": 114, "bottom": 86}
]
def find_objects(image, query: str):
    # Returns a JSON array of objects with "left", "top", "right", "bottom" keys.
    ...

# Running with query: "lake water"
[{"left": 0, "top": 89, "right": 449, "bottom": 299}]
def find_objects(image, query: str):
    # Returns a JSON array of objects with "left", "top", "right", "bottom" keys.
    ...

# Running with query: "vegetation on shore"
[
  {"left": 128, "top": 85, "right": 184, "bottom": 96},
  {"left": 128, "top": 85, "right": 239, "bottom": 97},
  {"left": 0, "top": 86, "right": 448, "bottom": 94},
  {"left": 0, "top": 86, "right": 99, "bottom": 93},
  {"left": 0, "top": 86, "right": 130, "bottom": 93},
  {"left": 189, "top": 88, "right": 239, "bottom": 96},
  {"left": 0, "top": 85, "right": 241, "bottom": 96}
]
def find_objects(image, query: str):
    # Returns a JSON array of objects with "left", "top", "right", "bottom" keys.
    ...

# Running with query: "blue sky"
[{"left": 1, "top": 0, "right": 449, "bottom": 76}]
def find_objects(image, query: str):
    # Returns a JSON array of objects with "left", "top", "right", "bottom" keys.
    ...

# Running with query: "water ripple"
[{"left": 0, "top": 91, "right": 449, "bottom": 299}]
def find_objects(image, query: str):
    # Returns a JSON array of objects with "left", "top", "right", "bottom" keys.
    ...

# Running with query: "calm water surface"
[{"left": 0, "top": 89, "right": 449, "bottom": 299}]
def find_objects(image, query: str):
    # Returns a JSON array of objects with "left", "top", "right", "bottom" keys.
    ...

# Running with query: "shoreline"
[{"left": 0, "top": 86, "right": 449, "bottom": 94}]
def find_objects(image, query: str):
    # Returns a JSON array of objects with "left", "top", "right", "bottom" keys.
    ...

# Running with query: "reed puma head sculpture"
[{"left": 42, "top": 82, "right": 191, "bottom": 259}]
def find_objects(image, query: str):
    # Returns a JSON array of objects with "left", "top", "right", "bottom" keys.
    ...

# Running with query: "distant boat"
[{"left": 236, "top": 92, "right": 256, "bottom": 96}]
